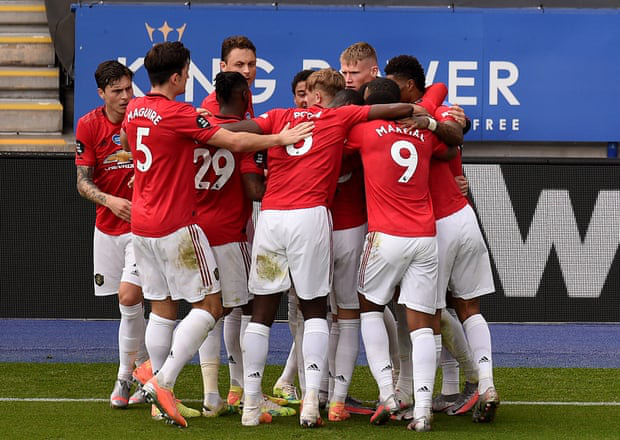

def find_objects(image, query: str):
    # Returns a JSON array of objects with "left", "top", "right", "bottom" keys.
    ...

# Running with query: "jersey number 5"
[
  {"left": 391, "top": 140, "right": 418, "bottom": 183},
  {"left": 136, "top": 127, "right": 153, "bottom": 172},
  {"left": 194, "top": 148, "right": 235, "bottom": 190}
]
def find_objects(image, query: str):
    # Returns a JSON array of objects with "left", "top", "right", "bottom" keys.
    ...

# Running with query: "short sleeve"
[
  {"left": 252, "top": 109, "right": 278, "bottom": 135},
  {"left": 174, "top": 104, "right": 221, "bottom": 145},
  {"left": 75, "top": 117, "right": 95, "bottom": 166},
  {"left": 240, "top": 151, "right": 266, "bottom": 175}
]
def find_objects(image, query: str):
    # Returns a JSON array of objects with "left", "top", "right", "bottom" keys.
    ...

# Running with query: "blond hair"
[
  {"left": 340, "top": 42, "right": 378, "bottom": 64},
  {"left": 306, "top": 68, "right": 345, "bottom": 98}
]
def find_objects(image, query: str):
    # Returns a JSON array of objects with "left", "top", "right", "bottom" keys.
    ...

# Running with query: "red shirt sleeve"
[
  {"left": 252, "top": 110, "right": 278, "bottom": 134},
  {"left": 419, "top": 82, "right": 447, "bottom": 115},
  {"left": 240, "top": 151, "right": 265, "bottom": 175},
  {"left": 430, "top": 133, "right": 450, "bottom": 158},
  {"left": 75, "top": 115, "right": 96, "bottom": 166},
  {"left": 174, "top": 105, "right": 221, "bottom": 144}
]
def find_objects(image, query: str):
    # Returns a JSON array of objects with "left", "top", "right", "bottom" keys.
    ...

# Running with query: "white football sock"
[
  {"left": 135, "top": 304, "right": 149, "bottom": 366},
  {"left": 240, "top": 314, "right": 251, "bottom": 351},
  {"left": 223, "top": 309, "right": 243, "bottom": 388},
  {"left": 327, "top": 319, "right": 339, "bottom": 400},
  {"left": 439, "top": 347, "right": 460, "bottom": 395},
  {"left": 278, "top": 291, "right": 299, "bottom": 385},
  {"left": 411, "top": 327, "right": 436, "bottom": 420},
  {"left": 441, "top": 308, "right": 478, "bottom": 383},
  {"left": 383, "top": 307, "right": 400, "bottom": 379},
  {"left": 117, "top": 303, "right": 144, "bottom": 381},
  {"left": 394, "top": 303, "right": 413, "bottom": 395},
  {"left": 463, "top": 313, "right": 494, "bottom": 393},
  {"left": 157, "top": 308, "right": 215, "bottom": 389},
  {"left": 295, "top": 312, "right": 306, "bottom": 395},
  {"left": 332, "top": 318, "right": 360, "bottom": 403},
  {"left": 278, "top": 343, "right": 297, "bottom": 385},
  {"left": 302, "top": 318, "right": 329, "bottom": 394},
  {"left": 199, "top": 317, "right": 223, "bottom": 395},
  {"left": 145, "top": 312, "right": 176, "bottom": 374},
  {"left": 434, "top": 334, "right": 442, "bottom": 370},
  {"left": 361, "top": 311, "right": 394, "bottom": 402},
  {"left": 242, "top": 322, "right": 270, "bottom": 403}
]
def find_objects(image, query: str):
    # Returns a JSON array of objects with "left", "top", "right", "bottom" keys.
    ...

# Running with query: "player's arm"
[
  {"left": 218, "top": 119, "right": 263, "bottom": 134},
  {"left": 208, "top": 121, "right": 314, "bottom": 153},
  {"left": 120, "top": 128, "right": 130, "bottom": 152},
  {"left": 454, "top": 175, "right": 469, "bottom": 196},
  {"left": 367, "top": 103, "right": 415, "bottom": 120},
  {"left": 398, "top": 115, "right": 463, "bottom": 146},
  {"left": 434, "top": 119, "right": 464, "bottom": 146},
  {"left": 76, "top": 165, "right": 132, "bottom": 222},
  {"left": 242, "top": 173, "right": 266, "bottom": 201}
]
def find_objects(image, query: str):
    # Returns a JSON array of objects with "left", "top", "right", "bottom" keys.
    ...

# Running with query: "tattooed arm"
[{"left": 76, "top": 165, "right": 132, "bottom": 223}]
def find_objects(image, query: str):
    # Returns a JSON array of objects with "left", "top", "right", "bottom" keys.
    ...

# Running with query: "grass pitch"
[{"left": 1, "top": 363, "right": 619, "bottom": 439}]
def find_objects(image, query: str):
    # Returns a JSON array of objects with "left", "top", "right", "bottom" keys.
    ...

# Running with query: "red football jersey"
[
  {"left": 122, "top": 93, "right": 221, "bottom": 237},
  {"left": 253, "top": 104, "right": 371, "bottom": 210},
  {"left": 201, "top": 90, "right": 254, "bottom": 119},
  {"left": 428, "top": 105, "right": 468, "bottom": 220},
  {"left": 330, "top": 149, "right": 367, "bottom": 230},
  {"left": 347, "top": 120, "right": 449, "bottom": 237},
  {"left": 195, "top": 114, "right": 252, "bottom": 246},
  {"left": 75, "top": 106, "right": 133, "bottom": 236}
]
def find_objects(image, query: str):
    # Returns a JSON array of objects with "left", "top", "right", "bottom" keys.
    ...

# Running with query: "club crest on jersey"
[
  {"left": 76, "top": 140, "right": 85, "bottom": 155},
  {"left": 112, "top": 134, "right": 121, "bottom": 145},
  {"left": 94, "top": 273, "right": 104, "bottom": 286},
  {"left": 196, "top": 115, "right": 211, "bottom": 129}
]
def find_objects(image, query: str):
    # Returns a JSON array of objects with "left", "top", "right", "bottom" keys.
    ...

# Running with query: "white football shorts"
[
  {"left": 211, "top": 241, "right": 252, "bottom": 308},
  {"left": 435, "top": 204, "right": 495, "bottom": 308},
  {"left": 358, "top": 232, "right": 438, "bottom": 315},
  {"left": 133, "top": 224, "right": 221, "bottom": 303},
  {"left": 331, "top": 223, "right": 367, "bottom": 311},
  {"left": 93, "top": 227, "right": 141, "bottom": 296},
  {"left": 249, "top": 206, "right": 332, "bottom": 300}
]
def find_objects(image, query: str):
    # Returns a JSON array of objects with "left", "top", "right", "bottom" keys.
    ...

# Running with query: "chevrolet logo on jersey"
[
  {"left": 103, "top": 149, "right": 133, "bottom": 165},
  {"left": 145, "top": 21, "right": 187, "bottom": 43}
]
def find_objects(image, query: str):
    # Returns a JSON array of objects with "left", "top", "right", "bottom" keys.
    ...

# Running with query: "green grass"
[{"left": 1, "top": 363, "right": 619, "bottom": 439}]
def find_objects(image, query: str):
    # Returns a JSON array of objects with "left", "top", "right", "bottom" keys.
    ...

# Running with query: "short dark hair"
[
  {"left": 94, "top": 60, "right": 133, "bottom": 90},
  {"left": 215, "top": 71, "right": 249, "bottom": 106},
  {"left": 221, "top": 35, "right": 256, "bottom": 62},
  {"left": 291, "top": 69, "right": 313, "bottom": 95},
  {"left": 384, "top": 55, "right": 426, "bottom": 92},
  {"left": 365, "top": 91, "right": 399, "bottom": 105},
  {"left": 330, "top": 89, "right": 364, "bottom": 107},
  {"left": 364, "top": 77, "right": 401, "bottom": 103},
  {"left": 144, "top": 42, "right": 190, "bottom": 86}
]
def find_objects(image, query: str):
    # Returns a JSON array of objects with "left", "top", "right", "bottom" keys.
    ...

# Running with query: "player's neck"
[
  {"left": 219, "top": 103, "right": 243, "bottom": 120},
  {"left": 103, "top": 106, "right": 123, "bottom": 124},
  {"left": 150, "top": 84, "right": 179, "bottom": 101}
]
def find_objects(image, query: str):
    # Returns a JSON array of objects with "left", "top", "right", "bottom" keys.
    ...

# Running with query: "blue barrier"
[{"left": 74, "top": 4, "right": 620, "bottom": 142}]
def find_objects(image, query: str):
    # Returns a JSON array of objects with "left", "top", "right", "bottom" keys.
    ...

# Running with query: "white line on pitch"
[{"left": 0, "top": 398, "right": 619, "bottom": 406}]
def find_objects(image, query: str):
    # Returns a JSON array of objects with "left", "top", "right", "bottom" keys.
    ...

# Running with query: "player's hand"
[
  {"left": 127, "top": 175, "right": 135, "bottom": 189},
  {"left": 107, "top": 195, "right": 132, "bottom": 223},
  {"left": 278, "top": 121, "right": 314, "bottom": 145},
  {"left": 448, "top": 105, "right": 467, "bottom": 128},
  {"left": 455, "top": 175, "right": 469, "bottom": 196},
  {"left": 196, "top": 107, "right": 213, "bottom": 117},
  {"left": 398, "top": 115, "right": 432, "bottom": 130}
]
